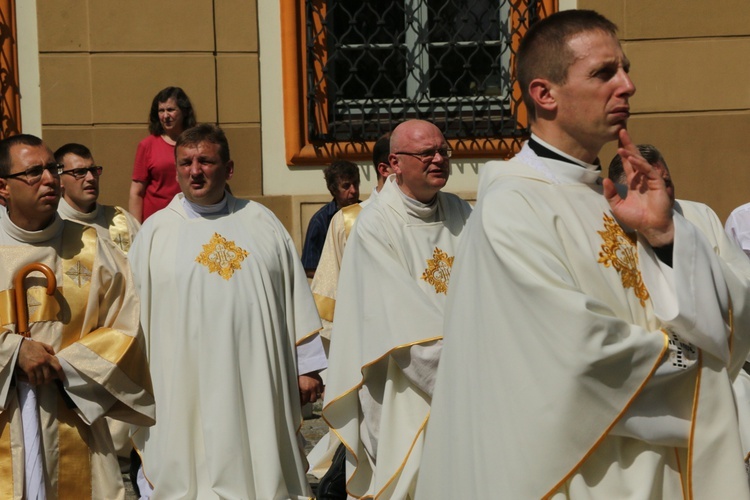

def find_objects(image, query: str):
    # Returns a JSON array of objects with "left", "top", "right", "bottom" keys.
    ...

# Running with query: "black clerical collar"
[{"left": 528, "top": 137, "right": 601, "bottom": 170}]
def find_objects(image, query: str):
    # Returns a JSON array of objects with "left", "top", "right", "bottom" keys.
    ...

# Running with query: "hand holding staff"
[{"left": 13, "top": 263, "right": 63, "bottom": 385}]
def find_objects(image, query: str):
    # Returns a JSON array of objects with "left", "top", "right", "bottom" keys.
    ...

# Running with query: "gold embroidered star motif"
[
  {"left": 65, "top": 261, "right": 92, "bottom": 288},
  {"left": 195, "top": 233, "right": 249, "bottom": 280},
  {"left": 421, "top": 247, "right": 455, "bottom": 295},
  {"left": 597, "top": 213, "right": 650, "bottom": 307}
]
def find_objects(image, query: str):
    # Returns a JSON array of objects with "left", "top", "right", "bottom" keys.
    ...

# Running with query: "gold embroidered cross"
[
  {"left": 421, "top": 247, "right": 454, "bottom": 295},
  {"left": 196, "top": 233, "right": 249, "bottom": 280},
  {"left": 65, "top": 261, "right": 92, "bottom": 288}
]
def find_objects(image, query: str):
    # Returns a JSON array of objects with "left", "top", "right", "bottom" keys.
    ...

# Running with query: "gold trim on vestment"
[
  {"left": 673, "top": 447, "right": 688, "bottom": 500},
  {"left": 0, "top": 287, "right": 62, "bottom": 329},
  {"left": 342, "top": 204, "right": 362, "bottom": 239},
  {"left": 61, "top": 223, "right": 97, "bottom": 349},
  {"left": 314, "top": 293, "right": 336, "bottom": 323},
  {"left": 321, "top": 336, "right": 443, "bottom": 499},
  {"left": 685, "top": 350, "right": 703, "bottom": 500},
  {"left": 296, "top": 327, "right": 324, "bottom": 347},
  {"left": 322, "top": 336, "right": 444, "bottom": 410},
  {"left": 76, "top": 328, "right": 152, "bottom": 393},
  {"left": 56, "top": 396, "right": 92, "bottom": 497},
  {"left": 374, "top": 413, "right": 430, "bottom": 499},
  {"left": 104, "top": 206, "right": 133, "bottom": 254},
  {"left": 0, "top": 408, "right": 13, "bottom": 500},
  {"left": 542, "top": 332, "right": 670, "bottom": 499},
  {"left": 58, "top": 222, "right": 97, "bottom": 495}
]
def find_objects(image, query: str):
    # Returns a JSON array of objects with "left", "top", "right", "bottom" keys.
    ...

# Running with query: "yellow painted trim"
[{"left": 542, "top": 332, "right": 671, "bottom": 499}]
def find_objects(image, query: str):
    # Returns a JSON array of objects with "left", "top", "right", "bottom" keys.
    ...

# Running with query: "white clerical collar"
[
  {"left": 385, "top": 176, "right": 438, "bottom": 222},
  {"left": 1, "top": 211, "right": 63, "bottom": 243},
  {"left": 529, "top": 134, "right": 601, "bottom": 172},
  {"left": 181, "top": 193, "right": 229, "bottom": 219},
  {"left": 515, "top": 140, "right": 602, "bottom": 186},
  {"left": 58, "top": 197, "right": 99, "bottom": 223}
]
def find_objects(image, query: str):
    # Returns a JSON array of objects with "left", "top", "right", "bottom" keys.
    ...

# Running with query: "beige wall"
[
  {"left": 36, "top": 0, "right": 263, "bottom": 221},
  {"left": 584, "top": 0, "right": 750, "bottom": 221}
]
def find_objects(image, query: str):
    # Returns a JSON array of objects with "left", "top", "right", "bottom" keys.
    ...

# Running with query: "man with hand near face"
[
  {"left": 418, "top": 10, "right": 750, "bottom": 499},
  {"left": 130, "top": 123, "right": 326, "bottom": 499}
]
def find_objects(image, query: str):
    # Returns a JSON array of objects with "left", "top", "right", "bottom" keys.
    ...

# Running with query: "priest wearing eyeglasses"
[
  {"left": 321, "top": 119, "right": 472, "bottom": 498},
  {"left": 0, "top": 134, "right": 154, "bottom": 498},
  {"left": 55, "top": 143, "right": 141, "bottom": 256}
]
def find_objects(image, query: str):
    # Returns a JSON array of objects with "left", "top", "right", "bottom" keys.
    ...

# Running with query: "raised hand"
[{"left": 603, "top": 129, "right": 674, "bottom": 247}]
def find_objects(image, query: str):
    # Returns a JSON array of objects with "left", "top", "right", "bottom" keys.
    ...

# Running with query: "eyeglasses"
[
  {"left": 395, "top": 148, "right": 453, "bottom": 162},
  {"left": 61, "top": 166, "right": 103, "bottom": 179},
  {"left": 2, "top": 163, "right": 63, "bottom": 183}
]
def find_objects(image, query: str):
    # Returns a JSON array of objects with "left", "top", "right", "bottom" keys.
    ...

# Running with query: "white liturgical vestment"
[
  {"left": 0, "top": 214, "right": 155, "bottom": 499},
  {"left": 416, "top": 143, "right": 750, "bottom": 499},
  {"left": 130, "top": 193, "right": 325, "bottom": 500},
  {"left": 323, "top": 176, "right": 472, "bottom": 499}
]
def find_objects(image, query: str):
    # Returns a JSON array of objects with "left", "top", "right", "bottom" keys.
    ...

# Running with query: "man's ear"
[
  {"left": 376, "top": 161, "right": 392, "bottom": 179},
  {"left": 388, "top": 154, "right": 402, "bottom": 175},
  {"left": 225, "top": 160, "right": 234, "bottom": 181},
  {"left": 528, "top": 78, "right": 557, "bottom": 113},
  {"left": 0, "top": 178, "right": 8, "bottom": 201}
]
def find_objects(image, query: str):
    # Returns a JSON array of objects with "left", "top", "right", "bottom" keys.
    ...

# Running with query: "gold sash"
[{"left": 342, "top": 203, "right": 362, "bottom": 238}]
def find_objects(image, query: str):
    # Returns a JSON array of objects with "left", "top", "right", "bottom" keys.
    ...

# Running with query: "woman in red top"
[{"left": 129, "top": 87, "right": 197, "bottom": 222}]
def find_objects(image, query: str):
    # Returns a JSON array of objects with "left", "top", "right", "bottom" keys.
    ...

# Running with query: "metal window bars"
[{"left": 306, "top": 0, "right": 543, "bottom": 142}]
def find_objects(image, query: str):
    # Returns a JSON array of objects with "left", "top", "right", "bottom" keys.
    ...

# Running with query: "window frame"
[{"left": 281, "top": 0, "right": 557, "bottom": 165}]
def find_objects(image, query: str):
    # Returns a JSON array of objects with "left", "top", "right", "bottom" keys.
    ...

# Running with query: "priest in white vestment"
[
  {"left": 55, "top": 143, "right": 142, "bottom": 462},
  {"left": 130, "top": 124, "right": 326, "bottom": 499},
  {"left": 417, "top": 11, "right": 750, "bottom": 499},
  {"left": 322, "top": 120, "right": 472, "bottom": 498},
  {"left": 0, "top": 134, "right": 155, "bottom": 499}
]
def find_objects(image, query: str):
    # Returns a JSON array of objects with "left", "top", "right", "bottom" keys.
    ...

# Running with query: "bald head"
[{"left": 389, "top": 120, "right": 451, "bottom": 203}]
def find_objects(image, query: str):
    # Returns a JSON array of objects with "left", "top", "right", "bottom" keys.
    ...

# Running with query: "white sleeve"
[{"left": 297, "top": 334, "right": 327, "bottom": 375}]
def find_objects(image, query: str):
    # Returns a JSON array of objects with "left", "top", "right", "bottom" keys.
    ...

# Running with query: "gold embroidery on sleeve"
[
  {"left": 597, "top": 213, "right": 649, "bottom": 307},
  {"left": 196, "top": 232, "right": 249, "bottom": 280},
  {"left": 421, "top": 247, "right": 454, "bottom": 295}
]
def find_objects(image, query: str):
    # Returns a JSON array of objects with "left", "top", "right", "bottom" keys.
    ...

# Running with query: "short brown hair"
[
  {"left": 175, "top": 123, "right": 231, "bottom": 165},
  {"left": 517, "top": 10, "right": 618, "bottom": 121}
]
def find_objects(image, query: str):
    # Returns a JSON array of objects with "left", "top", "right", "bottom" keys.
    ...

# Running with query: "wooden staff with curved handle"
[{"left": 14, "top": 263, "right": 56, "bottom": 337}]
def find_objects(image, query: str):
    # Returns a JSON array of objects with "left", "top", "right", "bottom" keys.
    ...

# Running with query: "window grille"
[{"left": 306, "top": 0, "right": 544, "bottom": 142}]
